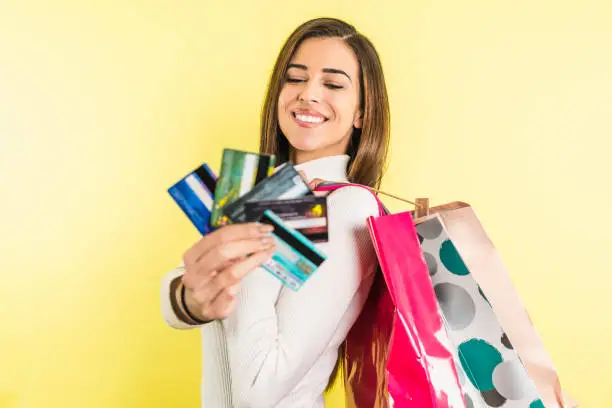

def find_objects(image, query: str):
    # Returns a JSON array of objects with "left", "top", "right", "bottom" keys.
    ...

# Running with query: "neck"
[
  {"left": 291, "top": 154, "right": 350, "bottom": 184},
  {"left": 293, "top": 150, "right": 323, "bottom": 165},
  {"left": 292, "top": 144, "right": 351, "bottom": 165}
]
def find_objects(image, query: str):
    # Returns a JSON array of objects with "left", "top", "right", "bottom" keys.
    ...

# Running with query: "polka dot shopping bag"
[{"left": 414, "top": 203, "right": 578, "bottom": 408}]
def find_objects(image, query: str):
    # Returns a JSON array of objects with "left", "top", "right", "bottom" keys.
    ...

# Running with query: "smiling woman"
[{"left": 160, "top": 17, "right": 391, "bottom": 408}]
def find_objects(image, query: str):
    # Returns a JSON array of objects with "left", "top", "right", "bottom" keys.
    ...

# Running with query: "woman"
[{"left": 161, "top": 17, "right": 391, "bottom": 408}]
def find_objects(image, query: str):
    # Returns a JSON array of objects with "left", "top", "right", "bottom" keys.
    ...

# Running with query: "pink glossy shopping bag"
[{"left": 317, "top": 184, "right": 466, "bottom": 408}]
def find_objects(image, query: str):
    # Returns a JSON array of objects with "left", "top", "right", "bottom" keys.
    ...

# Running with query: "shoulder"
[{"left": 325, "top": 185, "right": 380, "bottom": 224}]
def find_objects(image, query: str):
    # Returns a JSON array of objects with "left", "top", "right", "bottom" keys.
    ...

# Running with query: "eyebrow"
[{"left": 287, "top": 63, "right": 352, "bottom": 82}]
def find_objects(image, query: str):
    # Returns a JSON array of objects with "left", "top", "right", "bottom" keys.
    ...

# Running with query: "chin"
[
  {"left": 287, "top": 138, "right": 321, "bottom": 152},
  {"left": 283, "top": 130, "right": 323, "bottom": 152}
]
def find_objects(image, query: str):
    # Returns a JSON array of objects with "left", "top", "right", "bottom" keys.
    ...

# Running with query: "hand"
[
  {"left": 181, "top": 222, "right": 276, "bottom": 321},
  {"left": 298, "top": 170, "right": 325, "bottom": 191}
]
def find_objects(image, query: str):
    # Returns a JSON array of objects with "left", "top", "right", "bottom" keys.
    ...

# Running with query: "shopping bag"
[
  {"left": 413, "top": 203, "right": 578, "bottom": 408},
  {"left": 317, "top": 184, "right": 467, "bottom": 408}
]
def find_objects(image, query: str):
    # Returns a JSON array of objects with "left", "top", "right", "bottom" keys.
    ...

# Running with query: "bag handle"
[
  {"left": 315, "top": 181, "right": 470, "bottom": 219},
  {"left": 315, "top": 181, "right": 430, "bottom": 216},
  {"left": 315, "top": 182, "right": 389, "bottom": 216}
]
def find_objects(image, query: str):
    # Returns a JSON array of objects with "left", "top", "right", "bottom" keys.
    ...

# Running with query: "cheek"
[
  {"left": 278, "top": 87, "right": 297, "bottom": 110},
  {"left": 329, "top": 93, "right": 359, "bottom": 122}
]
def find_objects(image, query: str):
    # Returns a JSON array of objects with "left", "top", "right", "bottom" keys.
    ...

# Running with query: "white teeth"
[{"left": 295, "top": 114, "right": 324, "bottom": 123}]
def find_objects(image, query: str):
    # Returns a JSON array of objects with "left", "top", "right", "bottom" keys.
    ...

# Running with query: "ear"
[{"left": 353, "top": 110, "right": 363, "bottom": 129}]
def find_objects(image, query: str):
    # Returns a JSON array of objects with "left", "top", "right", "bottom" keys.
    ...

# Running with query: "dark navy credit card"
[
  {"left": 244, "top": 196, "right": 328, "bottom": 243},
  {"left": 168, "top": 163, "right": 217, "bottom": 236},
  {"left": 222, "top": 162, "right": 312, "bottom": 223}
]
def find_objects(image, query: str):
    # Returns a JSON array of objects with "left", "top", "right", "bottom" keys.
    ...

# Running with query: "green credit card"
[{"left": 210, "top": 148, "right": 276, "bottom": 227}]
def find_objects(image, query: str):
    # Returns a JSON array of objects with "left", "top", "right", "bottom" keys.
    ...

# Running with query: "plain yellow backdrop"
[{"left": 1, "top": 1, "right": 611, "bottom": 407}]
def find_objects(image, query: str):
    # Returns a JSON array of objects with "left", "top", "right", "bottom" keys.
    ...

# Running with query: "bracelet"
[
  {"left": 169, "top": 277, "right": 204, "bottom": 326},
  {"left": 180, "top": 283, "right": 210, "bottom": 325}
]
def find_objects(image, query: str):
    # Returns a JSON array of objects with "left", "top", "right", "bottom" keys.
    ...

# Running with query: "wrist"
[
  {"left": 169, "top": 276, "right": 209, "bottom": 325},
  {"left": 180, "top": 284, "right": 211, "bottom": 324}
]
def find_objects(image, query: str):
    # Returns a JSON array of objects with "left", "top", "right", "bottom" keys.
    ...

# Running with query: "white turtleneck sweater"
[{"left": 160, "top": 155, "right": 380, "bottom": 408}]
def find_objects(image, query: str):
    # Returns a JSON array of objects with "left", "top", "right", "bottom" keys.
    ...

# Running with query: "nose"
[{"left": 298, "top": 80, "right": 321, "bottom": 103}]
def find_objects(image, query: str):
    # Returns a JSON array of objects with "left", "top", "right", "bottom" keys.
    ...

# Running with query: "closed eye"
[
  {"left": 325, "top": 83, "right": 343, "bottom": 90},
  {"left": 286, "top": 77, "right": 305, "bottom": 83}
]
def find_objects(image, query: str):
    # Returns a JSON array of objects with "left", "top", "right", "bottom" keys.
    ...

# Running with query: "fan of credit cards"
[{"left": 168, "top": 148, "right": 329, "bottom": 291}]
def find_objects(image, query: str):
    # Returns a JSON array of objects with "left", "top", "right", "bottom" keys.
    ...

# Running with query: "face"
[{"left": 278, "top": 37, "right": 362, "bottom": 164}]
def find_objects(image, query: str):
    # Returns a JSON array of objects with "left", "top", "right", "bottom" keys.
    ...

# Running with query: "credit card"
[
  {"left": 222, "top": 162, "right": 312, "bottom": 223},
  {"left": 168, "top": 163, "right": 217, "bottom": 236},
  {"left": 244, "top": 196, "right": 329, "bottom": 243},
  {"left": 259, "top": 209, "right": 326, "bottom": 291},
  {"left": 210, "top": 149, "right": 276, "bottom": 227}
]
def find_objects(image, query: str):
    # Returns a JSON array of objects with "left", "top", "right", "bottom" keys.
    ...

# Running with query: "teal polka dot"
[
  {"left": 530, "top": 399, "right": 545, "bottom": 408},
  {"left": 440, "top": 240, "right": 470, "bottom": 276},
  {"left": 458, "top": 339, "right": 503, "bottom": 391}
]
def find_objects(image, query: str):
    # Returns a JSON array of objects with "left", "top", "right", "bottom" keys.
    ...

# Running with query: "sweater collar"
[{"left": 293, "top": 154, "right": 350, "bottom": 183}]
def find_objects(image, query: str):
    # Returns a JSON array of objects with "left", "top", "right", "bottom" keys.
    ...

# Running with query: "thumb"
[{"left": 309, "top": 178, "right": 325, "bottom": 190}]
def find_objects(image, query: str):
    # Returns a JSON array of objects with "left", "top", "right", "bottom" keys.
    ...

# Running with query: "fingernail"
[{"left": 227, "top": 284, "right": 240, "bottom": 296}]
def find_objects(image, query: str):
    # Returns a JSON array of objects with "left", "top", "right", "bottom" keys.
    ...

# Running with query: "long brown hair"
[{"left": 259, "top": 17, "right": 390, "bottom": 189}]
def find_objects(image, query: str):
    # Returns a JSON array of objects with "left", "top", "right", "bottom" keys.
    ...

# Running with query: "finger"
[
  {"left": 184, "top": 248, "right": 250, "bottom": 290},
  {"left": 196, "top": 236, "right": 276, "bottom": 274},
  {"left": 183, "top": 254, "right": 239, "bottom": 290},
  {"left": 190, "top": 245, "right": 274, "bottom": 301},
  {"left": 183, "top": 222, "right": 274, "bottom": 265},
  {"left": 309, "top": 178, "right": 325, "bottom": 190},
  {"left": 201, "top": 247, "right": 274, "bottom": 300},
  {"left": 187, "top": 282, "right": 226, "bottom": 319},
  {"left": 208, "top": 291, "right": 237, "bottom": 319},
  {"left": 192, "top": 249, "right": 275, "bottom": 319},
  {"left": 193, "top": 270, "right": 237, "bottom": 306},
  {"left": 182, "top": 264, "right": 217, "bottom": 290},
  {"left": 222, "top": 247, "right": 276, "bottom": 282}
]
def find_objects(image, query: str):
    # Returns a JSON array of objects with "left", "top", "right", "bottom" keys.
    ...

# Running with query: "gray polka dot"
[
  {"left": 416, "top": 219, "right": 443, "bottom": 239},
  {"left": 493, "top": 360, "right": 529, "bottom": 400},
  {"left": 464, "top": 394, "right": 474, "bottom": 408},
  {"left": 434, "top": 283, "right": 476, "bottom": 330},
  {"left": 424, "top": 252, "right": 438, "bottom": 276},
  {"left": 481, "top": 388, "right": 506, "bottom": 407}
]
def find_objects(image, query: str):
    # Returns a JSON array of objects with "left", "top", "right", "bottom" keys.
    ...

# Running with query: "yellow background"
[{"left": 1, "top": 1, "right": 610, "bottom": 407}]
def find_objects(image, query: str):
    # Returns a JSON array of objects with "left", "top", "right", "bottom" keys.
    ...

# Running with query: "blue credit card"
[
  {"left": 168, "top": 163, "right": 217, "bottom": 236},
  {"left": 258, "top": 209, "right": 327, "bottom": 291}
]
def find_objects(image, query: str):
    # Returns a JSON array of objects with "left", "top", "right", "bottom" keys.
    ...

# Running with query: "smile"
[
  {"left": 295, "top": 114, "right": 324, "bottom": 123},
  {"left": 292, "top": 111, "right": 328, "bottom": 127}
]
